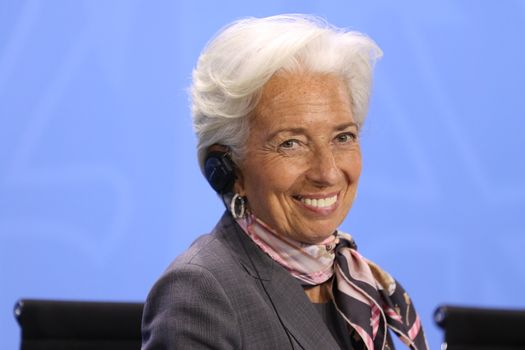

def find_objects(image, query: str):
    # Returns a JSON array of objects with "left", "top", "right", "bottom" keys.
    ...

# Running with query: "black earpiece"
[{"left": 204, "top": 150, "right": 236, "bottom": 195}]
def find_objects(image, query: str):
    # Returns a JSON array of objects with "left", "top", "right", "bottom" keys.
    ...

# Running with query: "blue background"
[{"left": 1, "top": 1, "right": 525, "bottom": 348}]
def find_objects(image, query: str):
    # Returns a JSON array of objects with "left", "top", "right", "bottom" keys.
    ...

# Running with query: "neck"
[{"left": 304, "top": 278, "right": 333, "bottom": 303}]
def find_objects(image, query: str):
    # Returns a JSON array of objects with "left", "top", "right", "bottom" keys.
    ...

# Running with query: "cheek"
[
  {"left": 240, "top": 160, "right": 301, "bottom": 200},
  {"left": 253, "top": 171, "right": 294, "bottom": 198},
  {"left": 353, "top": 159, "right": 362, "bottom": 180},
  {"left": 337, "top": 152, "right": 362, "bottom": 181},
  {"left": 349, "top": 149, "right": 362, "bottom": 179}
]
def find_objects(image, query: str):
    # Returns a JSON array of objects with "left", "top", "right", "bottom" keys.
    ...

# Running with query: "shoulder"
[
  {"left": 141, "top": 217, "right": 245, "bottom": 349},
  {"left": 149, "top": 212, "right": 248, "bottom": 302},
  {"left": 142, "top": 213, "right": 310, "bottom": 349},
  {"left": 166, "top": 217, "right": 244, "bottom": 278},
  {"left": 142, "top": 260, "right": 242, "bottom": 349}
]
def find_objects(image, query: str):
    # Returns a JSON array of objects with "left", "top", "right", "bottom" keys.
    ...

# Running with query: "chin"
[{"left": 300, "top": 229, "right": 336, "bottom": 244}]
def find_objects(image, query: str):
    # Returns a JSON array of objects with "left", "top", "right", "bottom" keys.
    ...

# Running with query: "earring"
[{"left": 230, "top": 193, "right": 246, "bottom": 219}]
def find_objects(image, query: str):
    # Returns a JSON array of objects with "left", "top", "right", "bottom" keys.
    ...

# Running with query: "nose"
[{"left": 306, "top": 146, "right": 341, "bottom": 187}]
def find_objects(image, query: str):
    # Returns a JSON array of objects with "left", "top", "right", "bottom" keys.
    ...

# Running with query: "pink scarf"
[{"left": 236, "top": 214, "right": 428, "bottom": 350}]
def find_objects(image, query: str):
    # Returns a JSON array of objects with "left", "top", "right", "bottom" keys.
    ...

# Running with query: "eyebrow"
[
  {"left": 266, "top": 122, "right": 358, "bottom": 141},
  {"left": 335, "top": 122, "right": 359, "bottom": 131}
]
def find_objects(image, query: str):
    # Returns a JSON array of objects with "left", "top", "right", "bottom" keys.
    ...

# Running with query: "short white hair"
[{"left": 191, "top": 14, "right": 382, "bottom": 173}]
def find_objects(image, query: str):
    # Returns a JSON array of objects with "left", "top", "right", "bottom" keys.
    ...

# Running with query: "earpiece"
[{"left": 204, "top": 150, "right": 236, "bottom": 195}]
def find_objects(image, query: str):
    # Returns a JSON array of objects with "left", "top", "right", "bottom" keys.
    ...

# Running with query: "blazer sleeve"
[{"left": 141, "top": 263, "right": 241, "bottom": 349}]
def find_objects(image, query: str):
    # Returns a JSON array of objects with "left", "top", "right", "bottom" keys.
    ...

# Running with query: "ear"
[
  {"left": 205, "top": 144, "right": 238, "bottom": 194},
  {"left": 233, "top": 159, "right": 246, "bottom": 196},
  {"left": 207, "top": 144, "right": 247, "bottom": 196}
]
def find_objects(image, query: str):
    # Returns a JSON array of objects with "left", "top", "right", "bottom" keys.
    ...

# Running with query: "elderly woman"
[{"left": 142, "top": 14, "right": 428, "bottom": 350}]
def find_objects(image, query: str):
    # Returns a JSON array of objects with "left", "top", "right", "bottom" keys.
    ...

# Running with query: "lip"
[{"left": 293, "top": 192, "right": 340, "bottom": 215}]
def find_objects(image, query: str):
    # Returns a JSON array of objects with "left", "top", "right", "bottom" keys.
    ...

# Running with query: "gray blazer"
[{"left": 141, "top": 212, "right": 342, "bottom": 349}]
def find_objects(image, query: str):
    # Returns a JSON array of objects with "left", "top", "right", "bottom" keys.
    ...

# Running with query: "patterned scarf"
[{"left": 236, "top": 214, "right": 428, "bottom": 350}]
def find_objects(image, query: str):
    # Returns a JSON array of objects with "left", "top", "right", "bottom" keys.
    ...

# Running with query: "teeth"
[{"left": 301, "top": 195, "right": 337, "bottom": 208}]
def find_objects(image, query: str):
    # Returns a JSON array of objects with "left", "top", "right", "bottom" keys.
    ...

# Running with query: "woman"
[{"left": 142, "top": 14, "right": 428, "bottom": 350}]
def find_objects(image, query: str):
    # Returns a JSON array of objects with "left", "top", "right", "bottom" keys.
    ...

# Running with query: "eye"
[
  {"left": 335, "top": 132, "right": 357, "bottom": 144},
  {"left": 279, "top": 139, "right": 300, "bottom": 149}
]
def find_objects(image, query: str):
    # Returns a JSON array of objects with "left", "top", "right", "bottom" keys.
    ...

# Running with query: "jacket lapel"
[
  {"left": 217, "top": 213, "right": 341, "bottom": 350},
  {"left": 262, "top": 262, "right": 341, "bottom": 349}
]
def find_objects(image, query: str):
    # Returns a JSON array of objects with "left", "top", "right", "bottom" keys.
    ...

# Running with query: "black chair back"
[
  {"left": 434, "top": 304, "right": 525, "bottom": 350},
  {"left": 15, "top": 299, "right": 143, "bottom": 350}
]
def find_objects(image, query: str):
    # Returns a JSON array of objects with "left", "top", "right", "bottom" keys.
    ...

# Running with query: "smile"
[{"left": 295, "top": 194, "right": 338, "bottom": 209}]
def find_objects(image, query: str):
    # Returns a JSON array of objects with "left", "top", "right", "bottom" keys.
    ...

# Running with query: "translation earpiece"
[{"left": 204, "top": 150, "right": 236, "bottom": 195}]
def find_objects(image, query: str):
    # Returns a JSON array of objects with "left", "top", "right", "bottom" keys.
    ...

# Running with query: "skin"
[
  {"left": 304, "top": 279, "right": 333, "bottom": 303},
  {"left": 234, "top": 72, "right": 362, "bottom": 247}
]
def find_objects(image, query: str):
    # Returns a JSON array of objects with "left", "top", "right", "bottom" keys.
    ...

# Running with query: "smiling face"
[{"left": 234, "top": 72, "right": 362, "bottom": 244}]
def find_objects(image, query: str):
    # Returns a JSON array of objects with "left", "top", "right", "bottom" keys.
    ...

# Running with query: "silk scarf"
[{"left": 236, "top": 214, "right": 428, "bottom": 350}]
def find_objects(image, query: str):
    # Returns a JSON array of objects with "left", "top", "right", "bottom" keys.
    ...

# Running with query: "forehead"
[{"left": 252, "top": 72, "right": 354, "bottom": 128}]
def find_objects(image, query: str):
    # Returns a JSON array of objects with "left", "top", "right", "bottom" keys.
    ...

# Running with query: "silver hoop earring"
[{"left": 230, "top": 193, "right": 246, "bottom": 219}]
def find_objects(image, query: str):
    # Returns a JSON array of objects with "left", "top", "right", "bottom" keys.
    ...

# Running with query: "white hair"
[{"left": 191, "top": 14, "right": 382, "bottom": 173}]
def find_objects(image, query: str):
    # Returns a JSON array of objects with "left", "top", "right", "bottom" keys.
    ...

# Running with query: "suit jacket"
[{"left": 141, "top": 212, "right": 342, "bottom": 349}]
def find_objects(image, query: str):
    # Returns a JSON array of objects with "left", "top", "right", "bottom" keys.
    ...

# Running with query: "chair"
[
  {"left": 434, "top": 304, "right": 525, "bottom": 350},
  {"left": 14, "top": 299, "right": 143, "bottom": 350}
]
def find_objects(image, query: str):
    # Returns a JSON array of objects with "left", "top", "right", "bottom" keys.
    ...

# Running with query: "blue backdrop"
[{"left": 1, "top": 1, "right": 525, "bottom": 349}]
